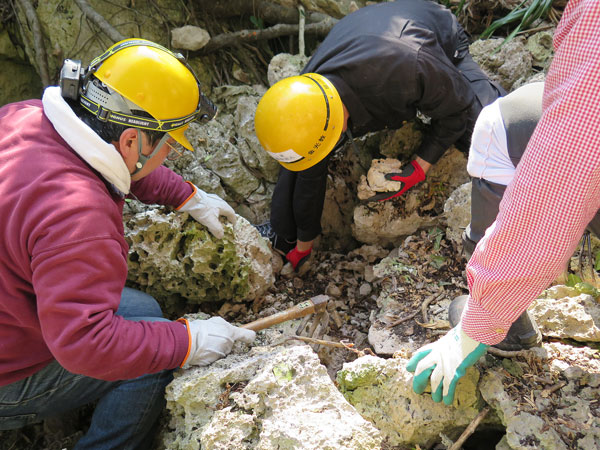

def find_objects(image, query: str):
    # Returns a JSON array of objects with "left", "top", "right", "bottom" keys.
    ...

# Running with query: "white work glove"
[
  {"left": 179, "top": 317, "right": 255, "bottom": 369},
  {"left": 406, "top": 324, "right": 488, "bottom": 405},
  {"left": 177, "top": 183, "right": 237, "bottom": 239}
]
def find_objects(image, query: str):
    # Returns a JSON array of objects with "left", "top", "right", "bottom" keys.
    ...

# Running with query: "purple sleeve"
[
  {"left": 130, "top": 166, "right": 194, "bottom": 208},
  {"left": 31, "top": 238, "right": 189, "bottom": 380}
]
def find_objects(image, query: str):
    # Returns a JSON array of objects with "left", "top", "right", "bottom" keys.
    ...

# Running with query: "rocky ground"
[{"left": 2, "top": 225, "right": 599, "bottom": 449}]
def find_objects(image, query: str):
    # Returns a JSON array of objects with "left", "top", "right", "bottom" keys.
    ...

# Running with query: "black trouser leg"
[{"left": 270, "top": 153, "right": 332, "bottom": 243}]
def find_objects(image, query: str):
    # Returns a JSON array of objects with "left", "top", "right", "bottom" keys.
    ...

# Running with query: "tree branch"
[
  {"left": 15, "top": 0, "right": 50, "bottom": 86},
  {"left": 196, "top": 0, "right": 332, "bottom": 24},
  {"left": 196, "top": 18, "right": 337, "bottom": 55},
  {"left": 74, "top": 0, "right": 125, "bottom": 43}
]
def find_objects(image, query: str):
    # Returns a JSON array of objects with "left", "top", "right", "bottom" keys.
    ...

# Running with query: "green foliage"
[
  {"left": 566, "top": 273, "right": 582, "bottom": 287},
  {"left": 565, "top": 274, "right": 600, "bottom": 298},
  {"left": 594, "top": 250, "right": 600, "bottom": 271},
  {"left": 481, "top": 0, "right": 554, "bottom": 49},
  {"left": 574, "top": 282, "right": 600, "bottom": 299},
  {"left": 428, "top": 227, "right": 444, "bottom": 252},
  {"left": 250, "top": 15, "right": 264, "bottom": 29},
  {"left": 430, "top": 255, "right": 446, "bottom": 269}
]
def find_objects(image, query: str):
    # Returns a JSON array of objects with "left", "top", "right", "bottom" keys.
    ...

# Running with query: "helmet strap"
[{"left": 132, "top": 130, "right": 170, "bottom": 175}]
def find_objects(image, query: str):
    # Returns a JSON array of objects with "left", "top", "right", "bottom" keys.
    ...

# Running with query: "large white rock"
[
  {"left": 337, "top": 355, "right": 483, "bottom": 448},
  {"left": 164, "top": 344, "right": 383, "bottom": 449}
]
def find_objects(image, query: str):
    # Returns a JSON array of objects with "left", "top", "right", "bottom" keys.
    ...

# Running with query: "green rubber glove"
[{"left": 406, "top": 324, "right": 488, "bottom": 405}]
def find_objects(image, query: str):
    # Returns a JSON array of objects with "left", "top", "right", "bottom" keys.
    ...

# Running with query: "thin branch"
[
  {"left": 298, "top": 5, "right": 305, "bottom": 57},
  {"left": 196, "top": 18, "right": 337, "bottom": 55},
  {"left": 74, "top": 0, "right": 125, "bottom": 43},
  {"left": 449, "top": 406, "right": 490, "bottom": 450},
  {"left": 385, "top": 309, "right": 421, "bottom": 329},
  {"left": 196, "top": 0, "right": 331, "bottom": 24},
  {"left": 487, "top": 347, "right": 537, "bottom": 358},
  {"left": 15, "top": 0, "right": 50, "bottom": 86}
]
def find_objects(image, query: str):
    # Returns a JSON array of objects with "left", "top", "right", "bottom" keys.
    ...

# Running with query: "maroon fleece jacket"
[{"left": 0, "top": 99, "right": 192, "bottom": 385}]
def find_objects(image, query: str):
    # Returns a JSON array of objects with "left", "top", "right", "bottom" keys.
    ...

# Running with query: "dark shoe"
[
  {"left": 254, "top": 221, "right": 296, "bottom": 256},
  {"left": 461, "top": 230, "right": 476, "bottom": 260},
  {"left": 448, "top": 295, "right": 542, "bottom": 351}
]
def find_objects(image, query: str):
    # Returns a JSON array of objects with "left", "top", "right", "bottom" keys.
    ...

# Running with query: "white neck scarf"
[{"left": 41, "top": 86, "right": 131, "bottom": 195}]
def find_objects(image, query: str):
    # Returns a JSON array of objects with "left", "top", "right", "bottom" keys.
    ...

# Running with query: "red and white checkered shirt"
[{"left": 462, "top": 0, "right": 600, "bottom": 344}]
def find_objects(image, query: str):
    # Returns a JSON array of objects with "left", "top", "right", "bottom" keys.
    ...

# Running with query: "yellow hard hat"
[
  {"left": 254, "top": 73, "right": 344, "bottom": 171},
  {"left": 80, "top": 39, "right": 216, "bottom": 151}
]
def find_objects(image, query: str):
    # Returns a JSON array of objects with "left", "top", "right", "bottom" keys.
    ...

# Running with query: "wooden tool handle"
[{"left": 242, "top": 295, "right": 328, "bottom": 332}]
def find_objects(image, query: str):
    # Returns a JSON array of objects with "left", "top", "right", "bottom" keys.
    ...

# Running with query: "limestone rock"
[
  {"left": 171, "top": 25, "right": 211, "bottom": 51},
  {"left": 352, "top": 148, "right": 468, "bottom": 246},
  {"left": 267, "top": 53, "right": 309, "bottom": 86},
  {"left": 530, "top": 289, "right": 600, "bottom": 342},
  {"left": 0, "top": 28, "right": 42, "bottom": 106},
  {"left": 356, "top": 158, "right": 403, "bottom": 200},
  {"left": 337, "top": 355, "right": 483, "bottom": 448},
  {"left": 124, "top": 210, "right": 274, "bottom": 308},
  {"left": 470, "top": 37, "right": 533, "bottom": 92},
  {"left": 164, "top": 344, "right": 382, "bottom": 450},
  {"left": 13, "top": 0, "right": 185, "bottom": 84},
  {"left": 378, "top": 120, "right": 424, "bottom": 160},
  {"left": 443, "top": 181, "right": 472, "bottom": 252},
  {"left": 526, "top": 31, "right": 554, "bottom": 69}
]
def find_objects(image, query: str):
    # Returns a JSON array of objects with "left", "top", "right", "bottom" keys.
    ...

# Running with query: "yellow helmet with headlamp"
[{"left": 60, "top": 38, "right": 217, "bottom": 153}]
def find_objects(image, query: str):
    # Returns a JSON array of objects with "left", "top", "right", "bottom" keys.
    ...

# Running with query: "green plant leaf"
[
  {"left": 430, "top": 255, "right": 446, "bottom": 269},
  {"left": 250, "top": 15, "right": 264, "bottom": 29},
  {"left": 566, "top": 273, "right": 582, "bottom": 287}
]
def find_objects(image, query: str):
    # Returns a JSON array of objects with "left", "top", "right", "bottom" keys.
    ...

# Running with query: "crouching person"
[{"left": 0, "top": 39, "right": 254, "bottom": 449}]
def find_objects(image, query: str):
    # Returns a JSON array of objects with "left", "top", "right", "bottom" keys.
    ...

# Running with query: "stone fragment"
[
  {"left": 267, "top": 53, "right": 309, "bottom": 86},
  {"left": 529, "top": 292, "right": 600, "bottom": 342},
  {"left": 443, "top": 181, "right": 471, "bottom": 252},
  {"left": 171, "top": 25, "right": 211, "bottom": 50},
  {"left": 356, "top": 158, "right": 403, "bottom": 200}
]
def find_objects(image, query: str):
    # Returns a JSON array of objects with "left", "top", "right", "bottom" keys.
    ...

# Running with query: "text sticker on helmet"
[{"left": 267, "top": 149, "right": 304, "bottom": 163}]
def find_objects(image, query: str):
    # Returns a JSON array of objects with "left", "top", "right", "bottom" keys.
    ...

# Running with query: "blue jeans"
[{"left": 0, "top": 287, "right": 174, "bottom": 450}]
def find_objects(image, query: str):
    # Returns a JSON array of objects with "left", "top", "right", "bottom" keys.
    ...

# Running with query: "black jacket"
[{"left": 302, "top": 0, "right": 480, "bottom": 164}]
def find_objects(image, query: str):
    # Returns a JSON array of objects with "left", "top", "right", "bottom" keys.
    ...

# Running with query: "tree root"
[
  {"left": 15, "top": 0, "right": 50, "bottom": 86},
  {"left": 74, "top": 0, "right": 125, "bottom": 43},
  {"left": 448, "top": 406, "right": 490, "bottom": 450},
  {"left": 196, "top": 18, "right": 337, "bottom": 55}
]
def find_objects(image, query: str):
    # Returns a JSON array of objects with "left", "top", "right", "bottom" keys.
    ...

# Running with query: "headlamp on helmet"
[{"left": 58, "top": 39, "right": 217, "bottom": 151}]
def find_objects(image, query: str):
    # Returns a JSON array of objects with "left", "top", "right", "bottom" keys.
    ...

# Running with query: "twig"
[
  {"left": 421, "top": 291, "right": 444, "bottom": 323},
  {"left": 15, "top": 0, "right": 50, "bottom": 86},
  {"left": 540, "top": 381, "right": 566, "bottom": 398},
  {"left": 487, "top": 347, "right": 537, "bottom": 358},
  {"left": 449, "top": 406, "right": 490, "bottom": 450},
  {"left": 298, "top": 4, "right": 305, "bottom": 56},
  {"left": 284, "top": 335, "right": 351, "bottom": 348},
  {"left": 197, "top": 18, "right": 337, "bottom": 55},
  {"left": 385, "top": 309, "right": 420, "bottom": 329},
  {"left": 74, "top": 0, "right": 125, "bottom": 43}
]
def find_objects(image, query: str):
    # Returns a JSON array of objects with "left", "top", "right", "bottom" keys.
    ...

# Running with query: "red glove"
[
  {"left": 365, "top": 160, "right": 426, "bottom": 202},
  {"left": 286, "top": 246, "right": 312, "bottom": 271}
]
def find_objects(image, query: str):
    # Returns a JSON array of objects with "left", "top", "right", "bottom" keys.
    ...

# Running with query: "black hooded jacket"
[{"left": 302, "top": 0, "right": 483, "bottom": 164}]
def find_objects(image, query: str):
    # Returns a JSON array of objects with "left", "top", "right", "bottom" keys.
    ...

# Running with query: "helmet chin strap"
[{"left": 132, "top": 130, "right": 170, "bottom": 175}]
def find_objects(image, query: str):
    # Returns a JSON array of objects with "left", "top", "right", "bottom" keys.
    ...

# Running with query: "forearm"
[
  {"left": 130, "top": 166, "right": 193, "bottom": 207},
  {"left": 462, "top": 6, "right": 600, "bottom": 344}
]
